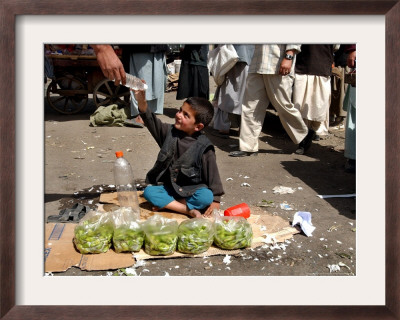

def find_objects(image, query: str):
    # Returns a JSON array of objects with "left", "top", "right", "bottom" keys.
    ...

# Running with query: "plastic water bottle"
[
  {"left": 114, "top": 151, "right": 140, "bottom": 214},
  {"left": 124, "top": 74, "right": 148, "bottom": 90}
]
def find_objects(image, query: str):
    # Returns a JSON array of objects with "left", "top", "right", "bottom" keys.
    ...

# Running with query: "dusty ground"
[{"left": 44, "top": 79, "right": 356, "bottom": 277}]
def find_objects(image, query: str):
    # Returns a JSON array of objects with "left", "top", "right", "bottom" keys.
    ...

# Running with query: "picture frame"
[{"left": 1, "top": 0, "right": 399, "bottom": 319}]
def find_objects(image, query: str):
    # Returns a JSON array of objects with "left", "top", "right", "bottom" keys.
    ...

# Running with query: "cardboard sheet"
[
  {"left": 44, "top": 192, "right": 299, "bottom": 272},
  {"left": 45, "top": 223, "right": 135, "bottom": 272}
]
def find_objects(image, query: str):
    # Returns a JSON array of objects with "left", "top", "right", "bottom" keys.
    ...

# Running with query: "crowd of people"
[{"left": 92, "top": 43, "right": 356, "bottom": 217}]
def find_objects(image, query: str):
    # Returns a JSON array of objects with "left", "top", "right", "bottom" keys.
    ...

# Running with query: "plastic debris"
[
  {"left": 241, "top": 182, "right": 251, "bottom": 187},
  {"left": 337, "top": 240, "right": 343, "bottom": 244},
  {"left": 244, "top": 176, "right": 250, "bottom": 179},
  {"left": 280, "top": 202, "right": 293, "bottom": 210},
  {"left": 292, "top": 211, "right": 316, "bottom": 237},
  {"left": 124, "top": 267, "right": 137, "bottom": 276},
  {"left": 317, "top": 193, "right": 356, "bottom": 199},
  {"left": 226, "top": 177, "right": 233, "bottom": 181},
  {"left": 338, "top": 262, "right": 351, "bottom": 270},
  {"left": 223, "top": 255, "right": 232, "bottom": 265},
  {"left": 327, "top": 264, "right": 341, "bottom": 273},
  {"left": 164, "top": 272, "right": 170, "bottom": 276},
  {"left": 273, "top": 186, "right": 296, "bottom": 194}
]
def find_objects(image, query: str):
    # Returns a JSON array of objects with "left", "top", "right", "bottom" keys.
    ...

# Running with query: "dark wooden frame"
[{"left": 1, "top": 1, "right": 399, "bottom": 319}]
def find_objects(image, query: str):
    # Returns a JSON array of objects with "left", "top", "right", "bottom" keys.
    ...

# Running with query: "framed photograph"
[{"left": 1, "top": 0, "right": 399, "bottom": 319}]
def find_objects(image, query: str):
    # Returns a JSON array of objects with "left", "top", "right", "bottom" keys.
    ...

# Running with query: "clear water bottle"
[
  {"left": 124, "top": 73, "right": 148, "bottom": 90},
  {"left": 114, "top": 151, "right": 140, "bottom": 214}
]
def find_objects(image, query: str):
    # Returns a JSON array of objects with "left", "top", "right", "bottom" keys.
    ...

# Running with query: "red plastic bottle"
[{"left": 224, "top": 203, "right": 250, "bottom": 219}]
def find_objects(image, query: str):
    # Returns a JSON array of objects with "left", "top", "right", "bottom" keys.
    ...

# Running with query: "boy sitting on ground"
[{"left": 133, "top": 88, "right": 224, "bottom": 218}]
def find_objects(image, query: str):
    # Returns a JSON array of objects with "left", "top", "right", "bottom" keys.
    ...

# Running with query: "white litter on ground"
[
  {"left": 124, "top": 267, "right": 137, "bottom": 276},
  {"left": 223, "top": 255, "right": 232, "bottom": 265},
  {"left": 226, "top": 177, "right": 233, "bottom": 181},
  {"left": 133, "top": 258, "right": 146, "bottom": 268},
  {"left": 280, "top": 202, "right": 293, "bottom": 210},
  {"left": 327, "top": 264, "right": 341, "bottom": 273},
  {"left": 241, "top": 182, "right": 251, "bottom": 187},
  {"left": 273, "top": 186, "right": 296, "bottom": 194},
  {"left": 164, "top": 272, "right": 170, "bottom": 277},
  {"left": 292, "top": 211, "right": 316, "bottom": 237}
]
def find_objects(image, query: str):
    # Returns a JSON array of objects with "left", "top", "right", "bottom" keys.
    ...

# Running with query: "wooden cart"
[{"left": 45, "top": 54, "right": 130, "bottom": 114}]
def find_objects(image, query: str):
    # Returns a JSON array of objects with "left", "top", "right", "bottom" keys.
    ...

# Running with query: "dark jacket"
[
  {"left": 141, "top": 108, "right": 224, "bottom": 201},
  {"left": 295, "top": 44, "right": 335, "bottom": 77},
  {"left": 146, "top": 125, "right": 213, "bottom": 197}
]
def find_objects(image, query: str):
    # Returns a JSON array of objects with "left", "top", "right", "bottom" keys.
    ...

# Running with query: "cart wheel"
[
  {"left": 93, "top": 79, "right": 131, "bottom": 109},
  {"left": 46, "top": 76, "right": 88, "bottom": 114}
]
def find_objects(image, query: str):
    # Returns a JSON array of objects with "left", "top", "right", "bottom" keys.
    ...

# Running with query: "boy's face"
[{"left": 174, "top": 102, "right": 204, "bottom": 135}]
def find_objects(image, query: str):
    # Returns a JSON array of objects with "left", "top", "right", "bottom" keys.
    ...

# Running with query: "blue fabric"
[
  {"left": 143, "top": 185, "right": 213, "bottom": 210},
  {"left": 129, "top": 52, "right": 167, "bottom": 116}
]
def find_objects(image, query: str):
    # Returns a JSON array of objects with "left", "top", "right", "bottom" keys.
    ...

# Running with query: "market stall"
[{"left": 45, "top": 45, "right": 130, "bottom": 114}]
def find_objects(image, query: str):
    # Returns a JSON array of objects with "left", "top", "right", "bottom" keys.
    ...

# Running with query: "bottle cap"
[{"left": 115, "top": 151, "right": 124, "bottom": 158}]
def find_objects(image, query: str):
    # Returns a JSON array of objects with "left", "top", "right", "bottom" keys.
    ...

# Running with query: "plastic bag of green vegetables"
[
  {"left": 177, "top": 218, "right": 214, "bottom": 254},
  {"left": 142, "top": 214, "right": 178, "bottom": 256},
  {"left": 213, "top": 216, "right": 253, "bottom": 250},
  {"left": 74, "top": 210, "right": 114, "bottom": 254},
  {"left": 112, "top": 207, "right": 144, "bottom": 253}
]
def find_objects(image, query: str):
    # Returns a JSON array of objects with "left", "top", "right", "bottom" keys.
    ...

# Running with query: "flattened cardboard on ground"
[
  {"left": 44, "top": 192, "right": 300, "bottom": 272},
  {"left": 45, "top": 223, "right": 135, "bottom": 273}
]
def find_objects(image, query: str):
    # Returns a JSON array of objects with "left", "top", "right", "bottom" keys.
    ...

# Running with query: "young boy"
[{"left": 134, "top": 88, "right": 224, "bottom": 218}]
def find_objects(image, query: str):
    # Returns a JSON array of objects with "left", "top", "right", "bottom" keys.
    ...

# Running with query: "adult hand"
[
  {"left": 93, "top": 45, "right": 126, "bottom": 86},
  {"left": 280, "top": 51, "right": 294, "bottom": 75},
  {"left": 347, "top": 50, "right": 356, "bottom": 68},
  {"left": 203, "top": 201, "right": 220, "bottom": 217}
]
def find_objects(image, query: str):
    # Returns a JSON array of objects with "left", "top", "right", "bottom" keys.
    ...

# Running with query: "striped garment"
[{"left": 248, "top": 44, "right": 301, "bottom": 75}]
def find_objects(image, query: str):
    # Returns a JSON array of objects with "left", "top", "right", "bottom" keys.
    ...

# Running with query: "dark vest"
[{"left": 146, "top": 126, "right": 213, "bottom": 197}]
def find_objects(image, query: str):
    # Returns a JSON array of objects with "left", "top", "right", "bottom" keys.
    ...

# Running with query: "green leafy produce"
[
  {"left": 74, "top": 218, "right": 113, "bottom": 254},
  {"left": 144, "top": 231, "right": 177, "bottom": 256},
  {"left": 111, "top": 208, "right": 143, "bottom": 253},
  {"left": 113, "top": 225, "right": 144, "bottom": 253},
  {"left": 177, "top": 218, "right": 214, "bottom": 254},
  {"left": 213, "top": 217, "right": 253, "bottom": 250},
  {"left": 142, "top": 214, "right": 178, "bottom": 256}
]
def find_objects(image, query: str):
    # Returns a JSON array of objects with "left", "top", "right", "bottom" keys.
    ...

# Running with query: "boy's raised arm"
[{"left": 133, "top": 87, "right": 148, "bottom": 113}]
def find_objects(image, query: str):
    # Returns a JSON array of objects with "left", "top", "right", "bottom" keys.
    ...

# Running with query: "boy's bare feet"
[{"left": 188, "top": 209, "right": 202, "bottom": 218}]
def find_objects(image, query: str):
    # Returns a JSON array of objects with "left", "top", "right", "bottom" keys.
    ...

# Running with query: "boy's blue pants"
[{"left": 143, "top": 184, "right": 213, "bottom": 210}]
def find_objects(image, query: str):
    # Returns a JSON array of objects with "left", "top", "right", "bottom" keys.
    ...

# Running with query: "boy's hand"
[
  {"left": 203, "top": 201, "right": 220, "bottom": 217},
  {"left": 132, "top": 80, "right": 147, "bottom": 112}
]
